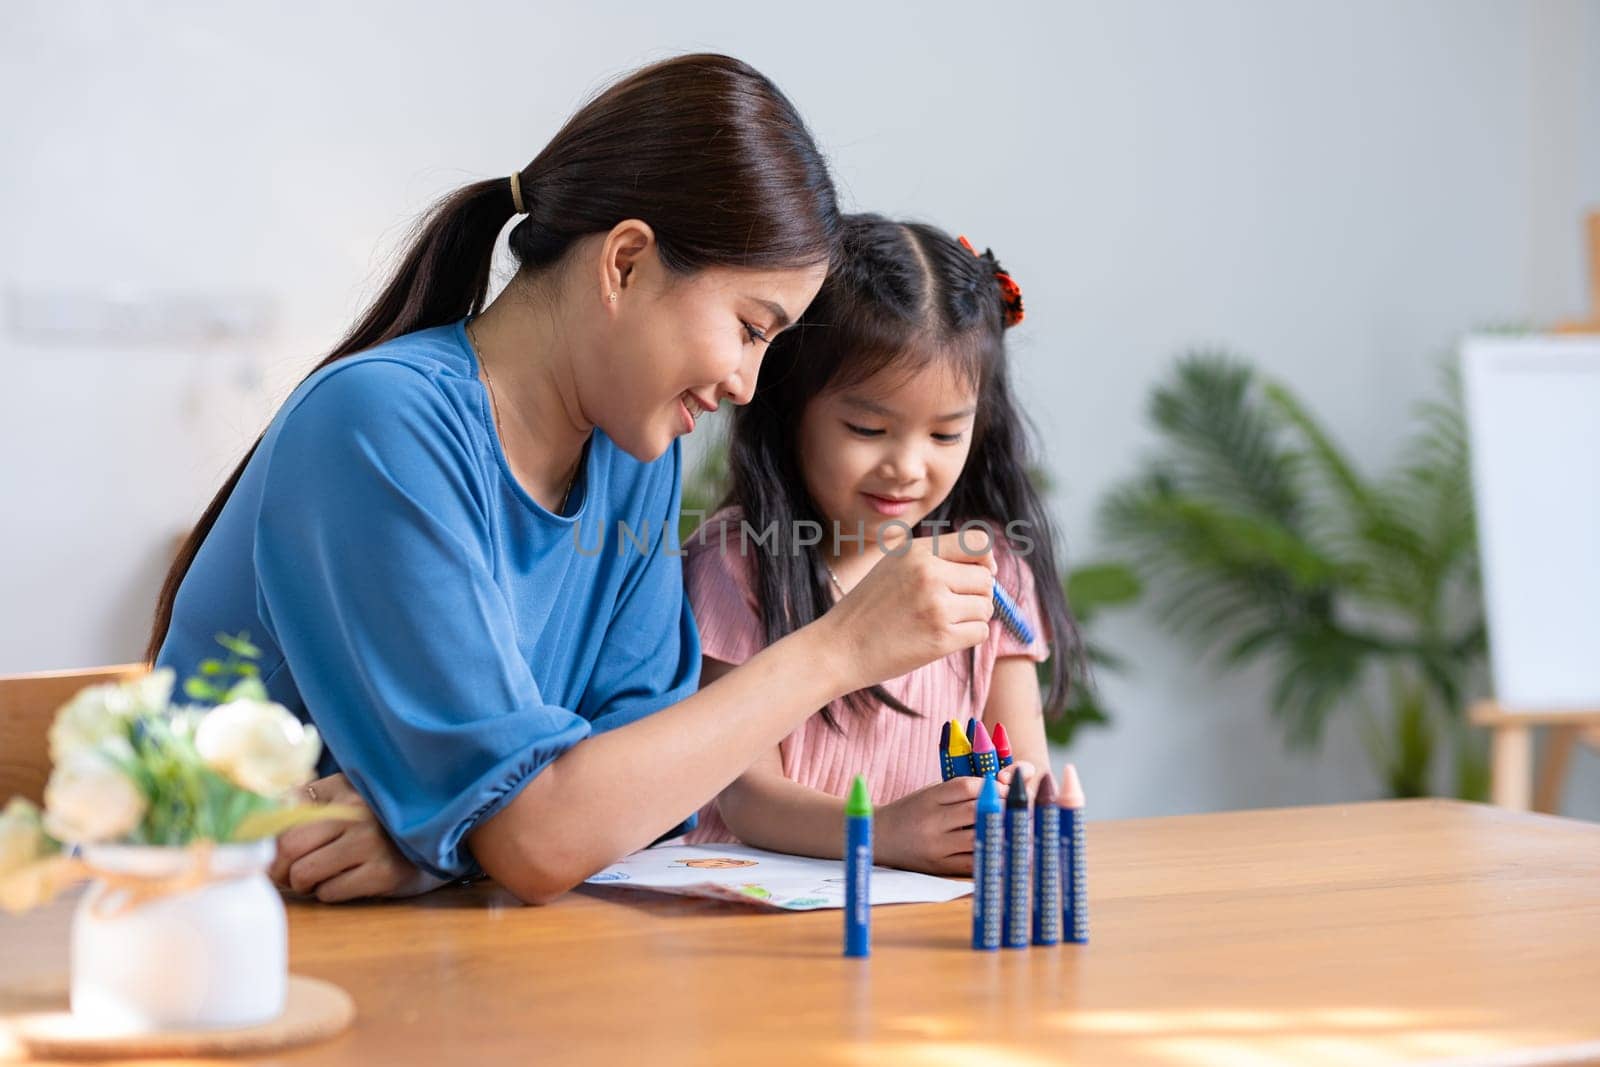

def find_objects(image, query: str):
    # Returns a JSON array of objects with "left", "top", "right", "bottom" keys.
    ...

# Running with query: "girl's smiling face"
[{"left": 796, "top": 357, "right": 978, "bottom": 551}]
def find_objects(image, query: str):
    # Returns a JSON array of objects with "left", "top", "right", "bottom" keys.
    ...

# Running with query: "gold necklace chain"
[
  {"left": 824, "top": 562, "right": 846, "bottom": 598},
  {"left": 467, "top": 319, "right": 578, "bottom": 515}
]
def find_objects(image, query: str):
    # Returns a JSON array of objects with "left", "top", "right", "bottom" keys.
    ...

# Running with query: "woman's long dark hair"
[
  {"left": 146, "top": 53, "right": 840, "bottom": 662},
  {"left": 723, "top": 213, "right": 1081, "bottom": 727}
]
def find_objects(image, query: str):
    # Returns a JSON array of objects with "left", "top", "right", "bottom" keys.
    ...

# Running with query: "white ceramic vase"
[{"left": 71, "top": 840, "right": 286, "bottom": 1032}]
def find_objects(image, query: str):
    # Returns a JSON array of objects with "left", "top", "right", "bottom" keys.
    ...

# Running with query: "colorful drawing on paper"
[{"left": 583, "top": 844, "right": 972, "bottom": 912}]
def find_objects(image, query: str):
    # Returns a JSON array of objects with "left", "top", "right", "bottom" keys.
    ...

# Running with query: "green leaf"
[
  {"left": 1065, "top": 563, "right": 1143, "bottom": 618},
  {"left": 1223, "top": 626, "right": 1284, "bottom": 666},
  {"left": 184, "top": 678, "right": 223, "bottom": 702},
  {"left": 1044, "top": 687, "right": 1111, "bottom": 748},
  {"left": 215, "top": 632, "right": 262, "bottom": 660},
  {"left": 1147, "top": 354, "right": 1305, "bottom": 524}
]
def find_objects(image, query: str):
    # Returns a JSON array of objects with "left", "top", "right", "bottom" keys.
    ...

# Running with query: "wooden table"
[{"left": 5, "top": 800, "right": 1600, "bottom": 1065}]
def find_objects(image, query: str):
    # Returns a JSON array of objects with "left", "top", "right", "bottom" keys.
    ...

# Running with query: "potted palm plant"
[{"left": 1101, "top": 353, "right": 1487, "bottom": 797}]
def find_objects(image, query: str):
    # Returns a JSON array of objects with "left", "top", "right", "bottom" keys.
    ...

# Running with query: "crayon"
[
  {"left": 965, "top": 717, "right": 977, "bottom": 747},
  {"left": 971, "top": 720, "right": 999, "bottom": 779},
  {"left": 991, "top": 581, "right": 1037, "bottom": 645},
  {"left": 1032, "top": 772, "right": 1062, "bottom": 946},
  {"left": 947, "top": 719, "right": 973, "bottom": 778},
  {"left": 1061, "top": 764, "right": 1088, "bottom": 944},
  {"left": 1002, "top": 770, "right": 1032, "bottom": 949},
  {"left": 939, "top": 720, "right": 956, "bottom": 781},
  {"left": 972, "top": 774, "right": 1003, "bottom": 951},
  {"left": 992, "top": 722, "right": 1014, "bottom": 769},
  {"left": 844, "top": 775, "right": 873, "bottom": 958}
]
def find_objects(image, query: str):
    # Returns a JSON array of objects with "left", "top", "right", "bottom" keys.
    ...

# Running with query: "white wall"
[{"left": 3, "top": 0, "right": 1596, "bottom": 818}]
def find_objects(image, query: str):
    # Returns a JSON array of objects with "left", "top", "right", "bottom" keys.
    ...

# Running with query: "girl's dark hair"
[
  {"left": 723, "top": 213, "right": 1081, "bottom": 727},
  {"left": 147, "top": 53, "right": 840, "bottom": 662}
]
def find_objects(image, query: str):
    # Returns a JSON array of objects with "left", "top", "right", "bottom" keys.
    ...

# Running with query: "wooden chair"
[
  {"left": 0, "top": 664, "right": 148, "bottom": 803},
  {"left": 1472, "top": 702, "right": 1600, "bottom": 812}
]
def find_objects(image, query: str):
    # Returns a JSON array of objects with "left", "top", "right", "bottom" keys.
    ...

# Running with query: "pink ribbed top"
[{"left": 682, "top": 508, "right": 1048, "bottom": 845}]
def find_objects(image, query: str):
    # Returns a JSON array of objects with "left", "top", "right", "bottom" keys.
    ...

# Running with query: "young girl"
[{"left": 682, "top": 214, "right": 1079, "bottom": 875}]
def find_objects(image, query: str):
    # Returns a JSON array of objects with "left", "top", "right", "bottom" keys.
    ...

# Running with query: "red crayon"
[{"left": 992, "top": 723, "right": 1013, "bottom": 769}]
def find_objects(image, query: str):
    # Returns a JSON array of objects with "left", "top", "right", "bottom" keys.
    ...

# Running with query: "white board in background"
[{"left": 1462, "top": 335, "right": 1600, "bottom": 710}]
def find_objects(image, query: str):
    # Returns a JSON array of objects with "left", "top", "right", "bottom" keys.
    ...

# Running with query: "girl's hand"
[
  {"left": 822, "top": 531, "right": 997, "bottom": 693},
  {"left": 996, "top": 760, "right": 1040, "bottom": 803},
  {"left": 876, "top": 777, "right": 984, "bottom": 876},
  {"left": 268, "top": 773, "right": 448, "bottom": 902},
  {"left": 877, "top": 762, "right": 1040, "bottom": 877}
]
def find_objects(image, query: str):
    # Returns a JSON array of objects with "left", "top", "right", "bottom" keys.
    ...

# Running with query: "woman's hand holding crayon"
[{"left": 817, "top": 532, "right": 997, "bottom": 695}]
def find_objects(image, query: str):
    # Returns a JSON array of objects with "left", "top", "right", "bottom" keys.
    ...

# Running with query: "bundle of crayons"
[
  {"left": 971, "top": 762, "right": 1088, "bottom": 951},
  {"left": 940, "top": 716, "right": 1012, "bottom": 779}
]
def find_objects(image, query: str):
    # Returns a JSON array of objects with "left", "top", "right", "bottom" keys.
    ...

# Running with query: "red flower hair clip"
[{"left": 958, "top": 234, "right": 1024, "bottom": 328}]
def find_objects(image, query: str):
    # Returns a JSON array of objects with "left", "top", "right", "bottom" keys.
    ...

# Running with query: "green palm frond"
[
  {"left": 1268, "top": 625, "right": 1371, "bottom": 746},
  {"left": 1101, "top": 348, "right": 1489, "bottom": 787},
  {"left": 1147, "top": 354, "right": 1304, "bottom": 524},
  {"left": 1263, "top": 381, "right": 1452, "bottom": 615}
]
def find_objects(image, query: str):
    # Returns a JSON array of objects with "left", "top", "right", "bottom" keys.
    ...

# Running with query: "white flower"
[
  {"left": 195, "top": 700, "right": 321, "bottom": 797},
  {"left": 48, "top": 668, "right": 175, "bottom": 763},
  {"left": 0, "top": 798, "right": 48, "bottom": 876},
  {"left": 43, "top": 751, "right": 147, "bottom": 844},
  {"left": 165, "top": 706, "right": 206, "bottom": 742},
  {"left": 117, "top": 668, "right": 176, "bottom": 715}
]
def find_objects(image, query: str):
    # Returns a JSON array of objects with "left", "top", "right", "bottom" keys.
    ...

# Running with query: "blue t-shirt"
[{"left": 157, "top": 320, "right": 700, "bottom": 879}]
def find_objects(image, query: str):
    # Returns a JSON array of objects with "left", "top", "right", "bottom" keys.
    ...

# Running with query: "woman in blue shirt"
[{"left": 151, "top": 54, "right": 998, "bottom": 904}]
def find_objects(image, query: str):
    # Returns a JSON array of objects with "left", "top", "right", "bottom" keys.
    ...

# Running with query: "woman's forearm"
[
  {"left": 470, "top": 620, "right": 851, "bottom": 902},
  {"left": 471, "top": 533, "right": 998, "bottom": 903}
]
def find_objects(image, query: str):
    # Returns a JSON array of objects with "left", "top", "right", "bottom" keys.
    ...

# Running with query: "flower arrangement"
[{"left": 0, "top": 634, "right": 351, "bottom": 912}]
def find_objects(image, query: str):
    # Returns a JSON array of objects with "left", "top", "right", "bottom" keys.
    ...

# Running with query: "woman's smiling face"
[{"left": 584, "top": 234, "right": 827, "bottom": 462}]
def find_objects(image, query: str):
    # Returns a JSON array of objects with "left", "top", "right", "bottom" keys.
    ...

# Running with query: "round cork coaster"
[{"left": 0, "top": 975, "right": 354, "bottom": 1060}]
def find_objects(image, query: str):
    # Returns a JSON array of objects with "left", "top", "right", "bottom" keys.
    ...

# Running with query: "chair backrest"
[{"left": 0, "top": 663, "right": 148, "bottom": 803}]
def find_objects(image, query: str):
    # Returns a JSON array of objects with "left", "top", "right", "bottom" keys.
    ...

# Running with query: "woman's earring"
[{"left": 609, "top": 291, "right": 618, "bottom": 303}]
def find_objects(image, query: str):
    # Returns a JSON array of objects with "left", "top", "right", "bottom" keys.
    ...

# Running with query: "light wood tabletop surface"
[{"left": 4, "top": 799, "right": 1599, "bottom": 1066}]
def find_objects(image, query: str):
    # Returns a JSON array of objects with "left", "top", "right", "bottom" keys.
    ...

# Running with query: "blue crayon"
[
  {"left": 1032, "top": 772, "right": 1062, "bottom": 946},
  {"left": 991, "top": 581, "right": 1037, "bottom": 645},
  {"left": 972, "top": 775, "right": 1004, "bottom": 951},
  {"left": 938, "top": 721, "right": 956, "bottom": 781},
  {"left": 844, "top": 776, "right": 873, "bottom": 958},
  {"left": 1002, "top": 771, "right": 1033, "bottom": 949},
  {"left": 1060, "top": 765, "right": 1089, "bottom": 944},
  {"left": 965, "top": 717, "right": 977, "bottom": 747}
]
